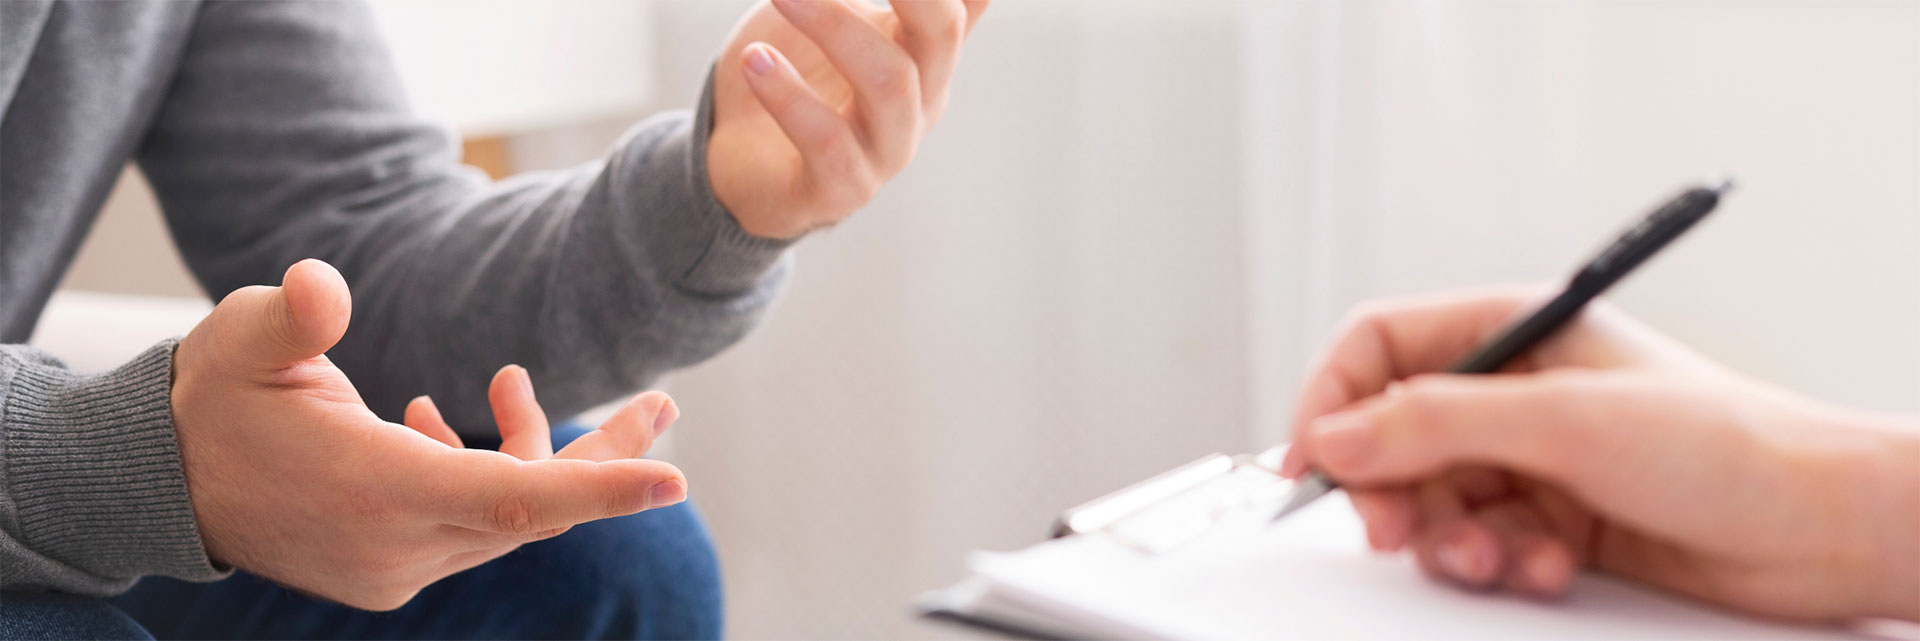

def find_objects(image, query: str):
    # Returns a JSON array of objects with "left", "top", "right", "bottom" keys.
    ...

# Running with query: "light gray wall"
[
  {"left": 646, "top": 2, "right": 1255, "bottom": 638},
  {"left": 58, "top": 170, "right": 200, "bottom": 297}
]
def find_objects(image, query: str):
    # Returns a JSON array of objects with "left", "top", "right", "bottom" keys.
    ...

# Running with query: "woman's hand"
[
  {"left": 1278, "top": 288, "right": 1920, "bottom": 622},
  {"left": 708, "top": 0, "right": 988, "bottom": 240}
]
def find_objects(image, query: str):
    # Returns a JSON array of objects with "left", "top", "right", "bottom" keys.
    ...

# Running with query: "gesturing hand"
[
  {"left": 172, "top": 259, "right": 687, "bottom": 611},
  {"left": 709, "top": 0, "right": 989, "bottom": 240},
  {"left": 400, "top": 363, "right": 679, "bottom": 466},
  {"left": 1278, "top": 289, "right": 1920, "bottom": 622}
]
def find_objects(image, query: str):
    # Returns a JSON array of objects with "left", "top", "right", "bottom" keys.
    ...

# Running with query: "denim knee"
[
  {"left": 531, "top": 424, "right": 723, "bottom": 639},
  {"left": 510, "top": 500, "right": 726, "bottom": 640},
  {"left": 0, "top": 592, "right": 152, "bottom": 641}
]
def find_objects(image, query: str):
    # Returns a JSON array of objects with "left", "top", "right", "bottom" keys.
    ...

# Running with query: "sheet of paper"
[{"left": 971, "top": 495, "right": 1861, "bottom": 640}]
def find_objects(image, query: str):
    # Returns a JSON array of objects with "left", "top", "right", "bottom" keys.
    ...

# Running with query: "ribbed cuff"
[
  {"left": 684, "top": 68, "right": 795, "bottom": 293},
  {"left": 2, "top": 339, "right": 227, "bottom": 584},
  {"left": 624, "top": 66, "right": 794, "bottom": 299}
]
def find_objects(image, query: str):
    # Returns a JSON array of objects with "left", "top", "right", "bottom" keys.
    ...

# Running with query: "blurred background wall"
[{"left": 38, "top": 1, "right": 1918, "bottom": 638}]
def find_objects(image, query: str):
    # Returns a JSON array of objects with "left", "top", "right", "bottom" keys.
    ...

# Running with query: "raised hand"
[
  {"left": 708, "top": 0, "right": 989, "bottom": 240},
  {"left": 171, "top": 259, "right": 687, "bottom": 611}
]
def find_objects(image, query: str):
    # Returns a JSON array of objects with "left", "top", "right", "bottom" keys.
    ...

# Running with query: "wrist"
[
  {"left": 1844, "top": 413, "right": 1920, "bottom": 621},
  {"left": 0, "top": 340, "right": 227, "bottom": 588}
]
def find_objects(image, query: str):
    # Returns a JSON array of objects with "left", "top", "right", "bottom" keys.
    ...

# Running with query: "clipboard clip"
[{"left": 1049, "top": 445, "right": 1300, "bottom": 555}]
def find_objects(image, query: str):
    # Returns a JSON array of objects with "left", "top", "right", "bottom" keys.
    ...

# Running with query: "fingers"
[
  {"left": 1348, "top": 488, "right": 1417, "bottom": 552},
  {"left": 962, "top": 0, "right": 990, "bottom": 34},
  {"left": 768, "top": 0, "right": 922, "bottom": 166},
  {"left": 403, "top": 396, "right": 464, "bottom": 449},
  {"left": 1413, "top": 503, "right": 1577, "bottom": 598},
  {"left": 437, "top": 456, "right": 688, "bottom": 536},
  {"left": 208, "top": 258, "right": 353, "bottom": 372},
  {"left": 488, "top": 365, "right": 553, "bottom": 461},
  {"left": 554, "top": 391, "right": 678, "bottom": 463},
  {"left": 1280, "top": 288, "right": 1546, "bottom": 477},
  {"left": 740, "top": 42, "right": 878, "bottom": 211},
  {"left": 888, "top": 0, "right": 966, "bottom": 105},
  {"left": 1416, "top": 520, "right": 1506, "bottom": 589},
  {"left": 1296, "top": 372, "right": 1606, "bottom": 490}
]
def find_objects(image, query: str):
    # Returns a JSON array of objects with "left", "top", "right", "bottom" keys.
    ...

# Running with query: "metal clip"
[{"left": 1050, "top": 446, "right": 1297, "bottom": 555}]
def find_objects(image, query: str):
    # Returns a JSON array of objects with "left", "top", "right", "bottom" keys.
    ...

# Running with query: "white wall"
[
  {"left": 1243, "top": 1, "right": 1920, "bottom": 434},
  {"left": 642, "top": 2, "right": 1257, "bottom": 637}
]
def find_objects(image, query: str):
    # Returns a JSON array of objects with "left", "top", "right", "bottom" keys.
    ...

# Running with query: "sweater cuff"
[
  {"left": 2, "top": 340, "right": 227, "bottom": 586},
  {"left": 620, "top": 67, "right": 794, "bottom": 299}
]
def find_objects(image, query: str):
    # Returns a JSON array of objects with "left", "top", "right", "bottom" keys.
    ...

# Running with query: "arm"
[
  {"left": 0, "top": 342, "right": 226, "bottom": 595},
  {"left": 137, "top": 1, "right": 790, "bottom": 432},
  {"left": 1281, "top": 289, "right": 1920, "bottom": 622}
]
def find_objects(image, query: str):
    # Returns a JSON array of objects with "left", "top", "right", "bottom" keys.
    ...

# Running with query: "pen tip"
[
  {"left": 1708, "top": 175, "right": 1737, "bottom": 196},
  {"left": 1270, "top": 472, "right": 1335, "bottom": 524}
]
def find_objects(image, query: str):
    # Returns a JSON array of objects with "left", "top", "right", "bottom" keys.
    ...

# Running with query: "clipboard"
[
  {"left": 911, "top": 446, "right": 1859, "bottom": 641},
  {"left": 917, "top": 446, "right": 1299, "bottom": 639}
]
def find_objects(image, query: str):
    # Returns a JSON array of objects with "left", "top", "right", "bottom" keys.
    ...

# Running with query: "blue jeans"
[{"left": 0, "top": 424, "right": 722, "bottom": 640}]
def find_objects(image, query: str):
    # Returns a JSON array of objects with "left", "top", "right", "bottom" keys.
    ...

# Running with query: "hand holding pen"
[{"left": 1270, "top": 183, "right": 1920, "bottom": 622}]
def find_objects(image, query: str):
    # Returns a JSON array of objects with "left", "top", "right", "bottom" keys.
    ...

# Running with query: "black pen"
[{"left": 1271, "top": 177, "right": 1735, "bottom": 523}]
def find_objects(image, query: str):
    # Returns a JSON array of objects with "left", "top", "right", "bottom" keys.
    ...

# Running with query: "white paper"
[{"left": 969, "top": 495, "right": 1864, "bottom": 640}]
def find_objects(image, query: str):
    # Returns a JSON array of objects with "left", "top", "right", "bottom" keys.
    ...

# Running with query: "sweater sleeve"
[
  {"left": 136, "top": 1, "right": 793, "bottom": 434},
  {"left": 0, "top": 341, "right": 228, "bottom": 595}
]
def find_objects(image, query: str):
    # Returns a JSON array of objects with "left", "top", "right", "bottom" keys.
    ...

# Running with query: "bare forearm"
[{"left": 1853, "top": 413, "right": 1920, "bottom": 621}]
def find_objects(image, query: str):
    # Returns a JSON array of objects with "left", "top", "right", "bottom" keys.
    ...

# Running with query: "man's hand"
[
  {"left": 172, "top": 259, "right": 688, "bottom": 611},
  {"left": 1278, "top": 289, "right": 1920, "bottom": 622},
  {"left": 708, "top": 0, "right": 989, "bottom": 240}
]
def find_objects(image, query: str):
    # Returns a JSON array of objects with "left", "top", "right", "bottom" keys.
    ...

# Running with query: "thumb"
[
  {"left": 206, "top": 259, "right": 352, "bottom": 371},
  {"left": 1299, "top": 372, "right": 1617, "bottom": 490}
]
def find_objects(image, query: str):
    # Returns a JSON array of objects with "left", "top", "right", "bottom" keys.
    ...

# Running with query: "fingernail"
[
  {"left": 744, "top": 44, "right": 776, "bottom": 76},
  {"left": 1439, "top": 529, "right": 1485, "bottom": 582},
  {"left": 1312, "top": 412, "right": 1376, "bottom": 470},
  {"left": 512, "top": 365, "right": 533, "bottom": 395},
  {"left": 652, "top": 398, "right": 678, "bottom": 436},
  {"left": 648, "top": 481, "right": 686, "bottom": 509}
]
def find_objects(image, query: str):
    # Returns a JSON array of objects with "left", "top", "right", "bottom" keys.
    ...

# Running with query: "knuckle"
[
  {"left": 1334, "top": 302, "right": 1396, "bottom": 347},
  {"left": 927, "top": 6, "right": 968, "bottom": 42},
  {"left": 814, "top": 149, "right": 867, "bottom": 191},
  {"left": 763, "top": 85, "right": 805, "bottom": 115},
  {"left": 870, "top": 63, "right": 921, "bottom": 99},
  {"left": 1343, "top": 299, "right": 1394, "bottom": 327},
  {"left": 826, "top": 173, "right": 880, "bottom": 213},
  {"left": 940, "top": 20, "right": 967, "bottom": 45},
  {"left": 797, "top": 124, "right": 850, "bottom": 157},
  {"left": 1387, "top": 376, "right": 1452, "bottom": 435},
  {"left": 486, "top": 494, "right": 539, "bottom": 534},
  {"left": 263, "top": 302, "right": 306, "bottom": 355},
  {"left": 605, "top": 487, "right": 629, "bottom": 518}
]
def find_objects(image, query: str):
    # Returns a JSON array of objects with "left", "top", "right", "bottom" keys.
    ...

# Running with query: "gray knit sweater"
[{"left": 0, "top": 1, "right": 791, "bottom": 595}]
